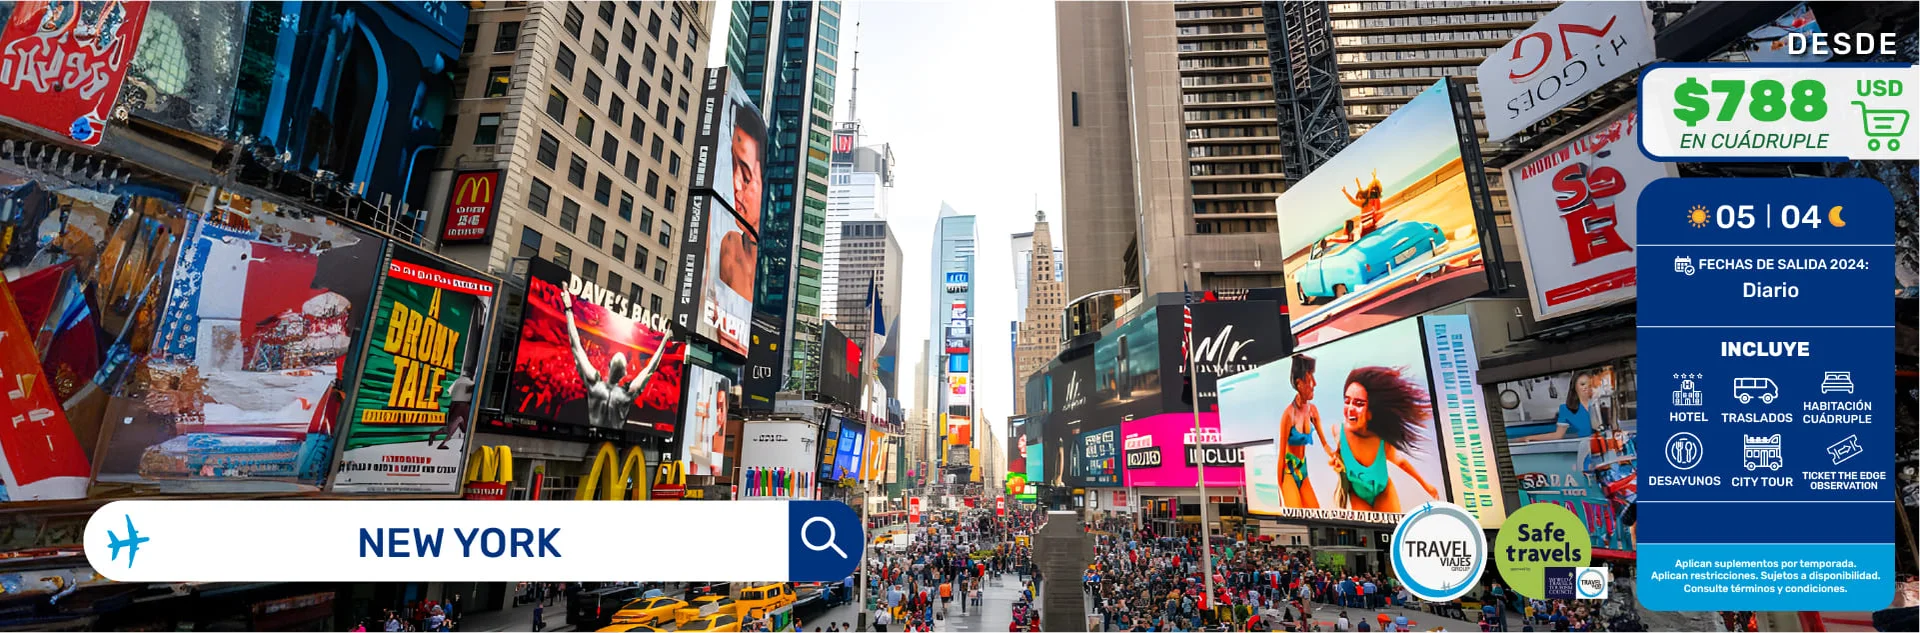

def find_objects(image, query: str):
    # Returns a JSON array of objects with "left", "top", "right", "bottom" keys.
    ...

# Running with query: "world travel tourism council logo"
[{"left": 1390, "top": 501, "right": 1487, "bottom": 601}]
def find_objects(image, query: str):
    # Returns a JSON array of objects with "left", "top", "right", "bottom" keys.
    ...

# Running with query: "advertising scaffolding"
[
  {"left": 1276, "top": 80, "right": 1495, "bottom": 349},
  {"left": 507, "top": 258, "right": 684, "bottom": 437},
  {"left": 818, "top": 321, "right": 863, "bottom": 406},
  {"left": 333, "top": 248, "right": 499, "bottom": 494}
]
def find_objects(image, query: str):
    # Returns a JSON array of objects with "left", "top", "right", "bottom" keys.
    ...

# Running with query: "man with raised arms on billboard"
[{"left": 564, "top": 290, "right": 672, "bottom": 428}]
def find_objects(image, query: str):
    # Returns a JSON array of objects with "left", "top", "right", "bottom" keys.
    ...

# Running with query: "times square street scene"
[{"left": 0, "top": 0, "right": 1916, "bottom": 631}]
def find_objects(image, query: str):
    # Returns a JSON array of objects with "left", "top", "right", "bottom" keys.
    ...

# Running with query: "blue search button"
[{"left": 787, "top": 501, "right": 863, "bottom": 581}]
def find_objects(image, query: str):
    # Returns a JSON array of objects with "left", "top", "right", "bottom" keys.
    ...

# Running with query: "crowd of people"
[{"left": 860, "top": 507, "right": 1045, "bottom": 632}]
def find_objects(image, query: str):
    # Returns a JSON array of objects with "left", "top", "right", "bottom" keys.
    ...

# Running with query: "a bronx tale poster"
[{"left": 333, "top": 249, "right": 497, "bottom": 493}]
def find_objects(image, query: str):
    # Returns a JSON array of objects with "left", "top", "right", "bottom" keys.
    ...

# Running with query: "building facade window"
[
  {"left": 485, "top": 67, "right": 511, "bottom": 97},
  {"left": 618, "top": 193, "right": 635, "bottom": 220},
  {"left": 563, "top": 5, "right": 584, "bottom": 38},
  {"left": 552, "top": 243, "right": 572, "bottom": 269},
  {"left": 559, "top": 198, "right": 581, "bottom": 232},
  {"left": 494, "top": 22, "right": 519, "bottom": 53},
  {"left": 601, "top": 132, "right": 618, "bottom": 164},
  {"left": 594, "top": 174, "right": 612, "bottom": 205},
  {"left": 584, "top": 72, "right": 602, "bottom": 105},
  {"left": 612, "top": 231, "right": 628, "bottom": 260},
  {"left": 574, "top": 113, "right": 595, "bottom": 142},
  {"left": 581, "top": 258, "right": 599, "bottom": 284},
  {"left": 588, "top": 215, "right": 606, "bottom": 247},
  {"left": 545, "top": 87, "right": 568, "bottom": 123},
  {"left": 555, "top": 46, "right": 577, "bottom": 81},
  {"left": 568, "top": 155, "right": 587, "bottom": 187},
  {"left": 537, "top": 132, "right": 560, "bottom": 168},
  {"left": 472, "top": 114, "right": 501, "bottom": 144},
  {"left": 527, "top": 177, "right": 552, "bottom": 215},
  {"left": 518, "top": 227, "right": 542, "bottom": 258}
]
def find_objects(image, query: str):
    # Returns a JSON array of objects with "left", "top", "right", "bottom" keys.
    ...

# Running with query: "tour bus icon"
[{"left": 1733, "top": 377, "right": 1778, "bottom": 404}]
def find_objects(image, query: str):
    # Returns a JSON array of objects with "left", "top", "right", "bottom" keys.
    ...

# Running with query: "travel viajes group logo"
[{"left": 1391, "top": 501, "right": 1488, "bottom": 601}]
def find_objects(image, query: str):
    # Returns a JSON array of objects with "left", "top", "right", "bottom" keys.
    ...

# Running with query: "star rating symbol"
[{"left": 1672, "top": 373, "right": 1703, "bottom": 380}]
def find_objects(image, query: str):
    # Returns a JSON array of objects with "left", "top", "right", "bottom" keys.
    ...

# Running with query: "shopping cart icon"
[{"left": 1852, "top": 101, "right": 1910, "bottom": 152}]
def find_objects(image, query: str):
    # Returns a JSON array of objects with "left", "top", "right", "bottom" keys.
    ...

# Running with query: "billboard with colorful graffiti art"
[{"left": 90, "top": 191, "right": 387, "bottom": 493}]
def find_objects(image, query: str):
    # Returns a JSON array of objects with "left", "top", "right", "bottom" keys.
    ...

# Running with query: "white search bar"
[{"left": 84, "top": 500, "right": 864, "bottom": 582}]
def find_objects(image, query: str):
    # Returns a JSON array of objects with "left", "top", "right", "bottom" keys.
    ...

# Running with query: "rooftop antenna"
[{"left": 848, "top": 12, "right": 862, "bottom": 125}]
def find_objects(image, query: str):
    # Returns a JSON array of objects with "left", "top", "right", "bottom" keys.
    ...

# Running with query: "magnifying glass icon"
[{"left": 800, "top": 516, "right": 849, "bottom": 559}]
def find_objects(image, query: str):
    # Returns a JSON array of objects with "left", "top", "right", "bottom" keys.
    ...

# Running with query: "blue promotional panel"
[{"left": 1636, "top": 178, "right": 1894, "bottom": 611}]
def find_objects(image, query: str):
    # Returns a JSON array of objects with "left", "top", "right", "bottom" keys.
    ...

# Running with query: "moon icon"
[{"left": 1829, "top": 205, "right": 1846, "bottom": 228}]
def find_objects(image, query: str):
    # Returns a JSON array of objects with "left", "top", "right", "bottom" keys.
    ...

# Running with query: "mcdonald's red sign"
[{"left": 441, "top": 170, "right": 503, "bottom": 244}]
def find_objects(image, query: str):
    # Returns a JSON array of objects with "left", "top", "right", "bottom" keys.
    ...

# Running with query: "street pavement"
[{"left": 804, "top": 571, "right": 1029, "bottom": 632}]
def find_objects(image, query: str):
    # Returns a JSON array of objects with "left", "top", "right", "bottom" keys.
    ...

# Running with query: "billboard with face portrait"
[
  {"left": 700, "top": 198, "right": 757, "bottom": 355},
  {"left": 1276, "top": 80, "right": 1490, "bottom": 348},
  {"left": 680, "top": 364, "right": 731, "bottom": 477},
  {"left": 509, "top": 258, "right": 684, "bottom": 436},
  {"left": 1215, "top": 319, "right": 1448, "bottom": 524},
  {"left": 691, "top": 67, "right": 765, "bottom": 234}
]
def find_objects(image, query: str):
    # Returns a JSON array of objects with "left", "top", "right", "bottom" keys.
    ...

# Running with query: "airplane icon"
[{"left": 106, "top": 514, "right": 149, "bottom": 568}]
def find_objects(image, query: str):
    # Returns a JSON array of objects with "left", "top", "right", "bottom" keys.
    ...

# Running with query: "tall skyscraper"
[
  {"left": 727, "top": 1, "right": 842, "bottom": 401},
  {"left": 1012, "top": 211, "right": 1065, "bottom": 417},
  {"left": 823, "top": 129, "right": 896, "bottom": 325},
  {"left": 1057, "top": 0, "right": 1285, "bottom": 299},
  {"left": 1010, "top": 232, "right": 1066, "bottom": 323},
  {"left": 926, "top": 207, "right": 978, "bottom": 469},
  {"left": 437, "top": 1, "right": 712, "bottom": 316},
  {"left": 827, "top": 219, "right": 902, "bottom": 342},
  {"left": 1058, "top": 1, "right": 1536, "bottom": 298}
]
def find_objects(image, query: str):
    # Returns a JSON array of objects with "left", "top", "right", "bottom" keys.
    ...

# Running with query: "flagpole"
[{"left": 1183, "top": 293, "right": 1217, "bottom": 623}]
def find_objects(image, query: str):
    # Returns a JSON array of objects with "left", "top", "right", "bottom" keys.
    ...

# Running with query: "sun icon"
[{"left": 1687, "top": 205, "right": 1710, "bottom": 228}]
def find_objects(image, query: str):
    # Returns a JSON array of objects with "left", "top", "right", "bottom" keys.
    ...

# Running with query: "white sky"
[{"left": 710, "top": 1, "right": 1064, "bottom": 448}]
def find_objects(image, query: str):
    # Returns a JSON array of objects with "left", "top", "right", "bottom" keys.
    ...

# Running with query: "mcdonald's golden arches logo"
[
  {"left": 651, "top": 459, "right": 689, "bottom": 500},
  {"left": 576, "top": 442, "right": 650, "bottom": 501},
  {"left": 441, "top": 170, "right": 502, "bottom": 243},
  {"left": 462, "top": 445, "right": 513, "bottom": 500}
]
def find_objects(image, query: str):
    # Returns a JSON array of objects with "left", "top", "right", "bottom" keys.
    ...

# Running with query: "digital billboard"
[
  {"left": 1161, "top": 299, "right": 1293, "bottom": 411},
  {"left": 700, "top": 197, "right": 757, "bottom": 355},
  {"left": 1495, "top": 362, "right": 1637, "bottom": 552},
  {"left": 1216, "top": 319, "right": 1447, "bottom": 524},
  {"left": 1093, "top": 305, "right": 1161, "bottom": 422},
  {"left": 1506, "top": 107, "right": 1672, "bottom": 320},
  {"left": 819, "top": 322, "right": 863, "bottom": 406},
  {"left": 831, "top": 421, "right": 865, "bottom": 481},
  {"left": 691, "top": 67, "right": 766, "bottom": 234},
  {"left": 1276, "top": 80, "right": 1490, "bottom": 348},
  {"left": 738, "top": 419, "right": 820, "bottom": 500},
  {"left": 1078, "top": 425, "right": 1121, "bottom": 487},
  {"left": 508, "top": 258, "right": 684, "bottom": 436},
  {"left": 679, "top": 365, "right": 731, "bottom": 477},
  {"left": 334, "top": 249, "right": 497, "bottom": 494},
  {"left": 1118, "top": 413, "right": 1245, "bottom": 489}
]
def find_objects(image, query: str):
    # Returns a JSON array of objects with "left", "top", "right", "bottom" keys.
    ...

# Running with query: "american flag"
[{"left": 1181, "top": 283, "right": 1193, "bottom": 364}]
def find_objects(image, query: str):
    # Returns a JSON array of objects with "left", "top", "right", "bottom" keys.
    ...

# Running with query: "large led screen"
[
  {"left": 1276, "top": 80, "right": 1488, "bottom": 348},
  {"left": 1216, "top": 319, "right": 1446, "bottom": 524},
  {"left": 509, "top": 258, "right": 684, "bottom": 436}
]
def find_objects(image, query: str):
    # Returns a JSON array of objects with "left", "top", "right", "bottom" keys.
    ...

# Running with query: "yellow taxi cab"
[
  {"left": 678, "top": 612, "right": 741, "bottom": 632},
  {"left": 734, "top": 583, "right": 795, "bottom": 619},
  {"left": 674, "top": 595, "right": 737, "bottom": 626},
  {"left": 608, "top": 596, "right": 684, "bottom": 626},
  {"left": 594, "top": 625, "right": 662, "bottom": 633}
]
